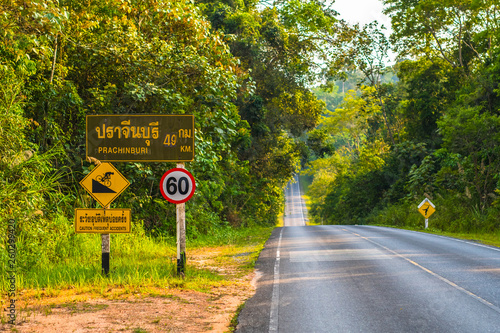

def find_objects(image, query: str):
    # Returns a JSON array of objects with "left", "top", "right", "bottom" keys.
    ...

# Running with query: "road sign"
[
  {"left": 80, "top": 163, "right": 130, "bottom": 207},
  {"left": 86, "top": 114, "right": 194, "bottom": 162},
  {"left": 418, "top": 198, "right": 436, "bottom": 218},
  {"left": 160, "top": 168, "right": 196, "bottom": 204},
  {"left": 75, "top": 208, "right": 131, "bottom": 233}
]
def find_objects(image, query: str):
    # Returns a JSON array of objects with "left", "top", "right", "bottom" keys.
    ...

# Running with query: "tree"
[
  {"left": 0, "top": 0, "right": 267, "bottom": 233},
  {"left": 397, "top": 58, "right": 456, "bottom": 146},
  {"left": 195, "top": 0, "right": 339, "bottom": 223},
  {"left": 327, "top": 22, "right": 398, "bottom": 145},
  {"left": 383, "top": 0, "right": 500, "bottom": 71},
  {"left": 438, "top": 106, "right": 500, "bottom": 209}
]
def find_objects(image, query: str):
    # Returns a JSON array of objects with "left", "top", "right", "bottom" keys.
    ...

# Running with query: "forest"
[
  {"left": 1, "top": 0, "right": 500, "bottom": 285},
  {"left": 306, "top": 0, "right": 500, "bottom": 236}
]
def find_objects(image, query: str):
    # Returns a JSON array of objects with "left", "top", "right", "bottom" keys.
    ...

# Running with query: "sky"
[
  {"left": 331, "top": 0, "right": 391, "bottom": 29},
  {"left": 331, "top": 0, "right": 396, "bottom": 64}
]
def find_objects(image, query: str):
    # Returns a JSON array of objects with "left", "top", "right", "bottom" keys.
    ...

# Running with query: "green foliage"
[
  {"left": 0, "top": 65, "right": 71, "bottom": 274},
  {"left": 1, "top": 0, "right": 338, "bottom": 289},
  {"left": 306, "top": 127, "right": 334, "bottom": 159},
  {"left": 383, "top": 0, "right": 499, "bottom": 70},
  {"left": 438, "top": 105, "right": 500, "bottom": 208},
  {"left": 195, "top": 0, "right": 335, "bottom": 225},
  {"left": 397, "top": 58, "right": 456, "bottom": 146},
  {"left": 365, "top": 195, "right": 500, "bottom": 235},
  {"left": 305, "top": 0, "right": 500, "bottom": 236},
  {"left": 364, "top": 202, "right": 423, "bottom": 229}
]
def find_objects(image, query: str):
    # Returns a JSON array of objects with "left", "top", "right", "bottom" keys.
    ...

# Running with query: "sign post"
[
  {"left": 176, "top": 166, "right": 186, "bottom": 276},
  {"left": 102, "top": 231, "right": 110, "bottom": 275},
  {"left": 418, "top": 198, "right": 436, "bottom": 229},
  {"left": 159, "top": 165, "right": 196, "bottom": 276},
  {"left": 79, "top": 162, "right": 131, "bottom": 275},
  {"left": 83, "top": 114, "right": 196, "bottom": 277}
]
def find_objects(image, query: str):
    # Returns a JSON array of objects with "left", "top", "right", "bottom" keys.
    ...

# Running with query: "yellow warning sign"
[
  {"left": 80, "top": 163, "right": 130, "bottom": 207},
  {"left": 75, "top": 208, "right": 131, "bottom": 233},
  {"left": 418, "top": 198, "right": 436, "bottom": 218}
]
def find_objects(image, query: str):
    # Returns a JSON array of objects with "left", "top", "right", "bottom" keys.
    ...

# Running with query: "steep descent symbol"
[
  {"left": 96, "top": 172, "right": 114, "bottom": 187},
  {"left": 80, "top": 163, "right": 130, "bottom": 207},
  {"left": 92, "top": 172, "right": 116, "bottom": 193}
]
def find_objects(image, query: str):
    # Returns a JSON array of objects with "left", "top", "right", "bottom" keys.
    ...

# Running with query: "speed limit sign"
[{"left": 160, "top": 168, "right": 196, "bottom": 204}]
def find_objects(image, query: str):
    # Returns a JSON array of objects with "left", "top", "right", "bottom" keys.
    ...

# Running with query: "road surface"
[
  {"left": 237, "top": 178, "right": 500, "bottom": 332},
  {"left": 284, "top": 175, "right": 307, "bottom": 227}
]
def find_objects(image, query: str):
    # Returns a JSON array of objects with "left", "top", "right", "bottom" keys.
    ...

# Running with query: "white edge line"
[
  {"left": 269, "top": 228, "right": 284, "bottom": 332},
  {"left": 358, "top": 225, "right": 500, "bottom": 253},
  {"left": 350, "top": 230, "right": 500, "bottom": 315}
]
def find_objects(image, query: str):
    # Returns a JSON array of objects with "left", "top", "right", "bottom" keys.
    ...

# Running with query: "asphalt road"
[
  {"left": 283, "top": 175, "right": 307, "bottom": 227},
  {"left": 237, "top": 179, "right": 500, "bottom": 332}
]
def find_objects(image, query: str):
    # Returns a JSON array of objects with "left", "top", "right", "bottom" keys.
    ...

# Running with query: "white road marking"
[
  {"left": 284, "top": 175, "right": 306, "bottom": 227},
  {"left": 270, "top": 176, "right": 307, "bottom": 331},
  {"left": 269, "top": 228, "right": 284, "bottom": 332},
  {"left": 347, "top": 229, "right": 500, "bottom": 315}
]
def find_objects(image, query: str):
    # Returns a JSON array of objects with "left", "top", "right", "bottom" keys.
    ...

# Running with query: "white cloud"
[{"left": 331, "top": 0, "right": 392, "bottom": 29}]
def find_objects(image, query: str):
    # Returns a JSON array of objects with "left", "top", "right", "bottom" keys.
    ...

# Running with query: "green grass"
[
  {"left": 428, "top": 230, "right": 500, "bottom": 247},
  {"left": 228, "top": 302, "right": 246, "bottom": 332},
  {"left": 1, "top": 223, "right": 274, "bottom": 295},
  {"left": 359, "top": 199, "right": 500, "bottom": 248},
  {"left": 299, "top": 174, "right": 314, "bottom": 225}
]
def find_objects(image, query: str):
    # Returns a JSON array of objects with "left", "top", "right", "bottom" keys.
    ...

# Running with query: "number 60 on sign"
[{"left": 159, "top": 168, "right": 196, "bottom": 204}]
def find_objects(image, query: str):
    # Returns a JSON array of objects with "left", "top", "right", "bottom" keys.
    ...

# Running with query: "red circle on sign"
[{"left": 159, "top": 168, "right": 196, "bottom": 204}]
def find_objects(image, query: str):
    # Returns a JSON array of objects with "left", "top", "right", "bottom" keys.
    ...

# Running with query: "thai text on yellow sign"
[{"left": 75, "top": 208, "right": 131, "bottom": 233}]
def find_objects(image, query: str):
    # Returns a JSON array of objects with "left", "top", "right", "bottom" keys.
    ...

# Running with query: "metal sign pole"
[
  {"left": 102, "top": 204, "right": 111, "bottom": 275},
  {"left": 425, "top": 218, "right": 428, "bottom": 230},
  {"left": 176, "top": 163, "right": 186, "bottom": 277}
]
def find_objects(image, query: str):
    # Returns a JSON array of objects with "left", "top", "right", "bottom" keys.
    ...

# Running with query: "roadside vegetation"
[
  {"left": 2, "top": 0, "right": 500, "bottom": 326},
  {"left": 0, "top": 0, "right": 335, "bottom": 296},
  {"left": 304, "top": 0, "right": 500, "bottom": 246}
]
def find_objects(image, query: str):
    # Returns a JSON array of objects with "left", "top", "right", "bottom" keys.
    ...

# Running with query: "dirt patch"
[{"left": 1, "top": 248, "right": 258, "bottom": 332}]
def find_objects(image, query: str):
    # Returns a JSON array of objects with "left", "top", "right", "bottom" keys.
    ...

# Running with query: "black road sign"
[{"left": 86, "top": 114, "right": 194, "bottom": 162}]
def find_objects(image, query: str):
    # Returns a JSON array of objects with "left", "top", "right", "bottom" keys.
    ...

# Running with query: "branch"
[
  {"left": 50, "top": 36, "right": 58, "bottom": 84},
  {"left": 426, "top": 20, "right": 457, "bottom": 68}
]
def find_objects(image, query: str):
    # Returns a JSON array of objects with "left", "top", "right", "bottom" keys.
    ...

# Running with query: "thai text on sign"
[
  {"left": 86, "top": 115, "right": 194, "bottom": 162},
  {"left": 75, "top": 208, "right": 131, "bottom": 233}
]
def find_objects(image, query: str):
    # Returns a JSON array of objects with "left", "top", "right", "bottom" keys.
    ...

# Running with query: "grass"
[
  {"left": 428, "top": 230, "right": 500, "bottom": 247},
  {"left": 1, "top": 224, "right": 274, "bottom": 300},
  {"left": 228, "top": 302, "right": 246, "bottom": 332},
  {"left": 299, "top": 174, "right": 314, "bottom": 225},
  {"left": 1, "top": 223, "right": 275, "bottom": 331}
]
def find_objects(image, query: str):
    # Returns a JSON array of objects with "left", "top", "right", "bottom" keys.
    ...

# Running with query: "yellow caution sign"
[
  {"left": 80, "top": 163, "right": 130, "bottom": 207},
  {"left": 75, "top": 208, "right": 131, "bottom": 233},
  {"left": 418, "top": 198, "right": 436, "bottom": 218}
]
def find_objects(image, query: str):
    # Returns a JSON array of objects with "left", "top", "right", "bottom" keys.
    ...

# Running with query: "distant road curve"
[{"left": 284, "top": 175, "right": 307, "bottom": 227}]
